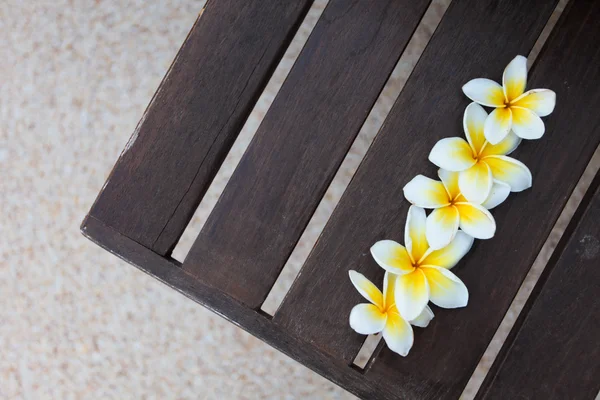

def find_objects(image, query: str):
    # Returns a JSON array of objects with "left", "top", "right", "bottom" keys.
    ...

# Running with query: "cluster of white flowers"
[{"left": 348, "top": 56, "right": 556, "bottom": 356}]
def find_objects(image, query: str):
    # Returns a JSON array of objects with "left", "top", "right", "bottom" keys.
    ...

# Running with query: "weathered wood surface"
[
  {"left": 82, "top": 0, "right": 600, "bottom": 398},
  {"left": 81, "top": 215, "right": 398, "bottom": 399},
  {"left": 89, "top": 0, "right": 313, "bottom": 255},
  {"left": 275, "top": 0, "right": 600, "bottom": 398},
  {"left": 477, "top": 171, "right": 600, "bottom": 399},
  {"left": 357, "top": 0, "right": 600, "bottom": 398},
  {"left": 275, "top": 0, "right": 559, "bottom": 371},
  {"left": 183, "top": 0, "right": 432, "bottom": 308}
]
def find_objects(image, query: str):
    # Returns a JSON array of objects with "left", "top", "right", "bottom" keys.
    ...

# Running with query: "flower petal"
[
  {"left": 409, "top": 305, "right": 434, "bottom": 328},
  {"left": 511, "top": 106, "right": 545, "bottom": 140},
  {"left": 429, "top": 137, "right": 476, "bottom": 172},
  {"left": 458, "top": 161, "right": 493, "bottom": 204},
  {"left": 462, "top": 78, "right": 505, "bottom": 107},
  {"left": 383, "top": 271, "right": 396, "bottom": 311},
  {"left": 454, "top": 202, "right": 496, "bottom": 239},
  {"left": 382, "top": 312, "right": 414, "bottom": 357},
  {"left": 502, "top": 55, "right": 527, "bottom": 102},
  {"left": 438, "top": 169, "right": 460, "bottom": 200},
  {"left": 511, "top": 89, "right": 556, "bottom": 117},
  {"left": 349, "top": 304, "right": 387, "bottom": 335},
  {"left": 426, "top": 205, "right": 460, "bottom": 250},
  {"left": 484, "top": 107, "right": 512, "bottom": 145},
  {"left": 484, "top": 155, "right": 532, "bottom": 192},
  {"left": 349, "top": 270, "right": 384, "bottom": 307},
  {"left": 370, "top": 241, "right": 414, "bottom": 275},
  {"left": 403, "top": 175, "right": 450, "bottom": 208},
  {"left": 421, "top": 230, "right": 474, "bottom": 269},
  {"left": 420, "top": 265, "right": 469, "bottom": 309},
  {"left": 395, "top": 269, "right": 429, "bottom": 321},
  {"left": 480, "top": 130, "right": 521, "bottom": 157},
  {"left": 405, "top": 206, "right": 428, "bottom": 264},
  {"left": 463, "top": 102, "right": 488, "bottom": 155},
  {"left": 481, "top": 180, "right": 511, "bottom": 210}
]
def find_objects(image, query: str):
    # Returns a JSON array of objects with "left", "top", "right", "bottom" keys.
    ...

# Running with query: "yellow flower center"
[
  {"left": 449, "top": 192, "right": 464, "bottom": 205},
  {"left": 412, "top": 254, "right": 429, "bottom": 270},
  {"left": 380, "top": 297, "right": 396, "bottom": 314},
  {"left": 472, "top": 144, "right": 488, "bottom": 164},
  {"left": 504, "top": 97, "right": 520, "bottom": 108}
]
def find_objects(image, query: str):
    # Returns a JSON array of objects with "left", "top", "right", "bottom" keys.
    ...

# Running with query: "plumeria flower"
[
  {"left": 462, "top": 55, "right": 556, "bottom": 144},
  {"left": 370, "top": 206, "right": 472, "bottom": 320},
  {"left": 403, "top": 170, "right": 496, "bottom": 249},
  {"left": 349, "top": 270, "right": 434, "bottom": 356},
  {"left": 428, "top": 103, "right": 532, "bottom": 203}
]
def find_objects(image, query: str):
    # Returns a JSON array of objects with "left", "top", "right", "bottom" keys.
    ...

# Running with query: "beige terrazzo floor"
[{"left": 1, "top": 0, "right": 595, "bottom": 399}]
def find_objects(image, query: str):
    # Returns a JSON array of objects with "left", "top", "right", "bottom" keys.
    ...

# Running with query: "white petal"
[
  {"left": 463, "top": 102, "right": 488, "bottom": 155},
  {"left": 480, "top": 130, "right": 521, "bottom": 157},
  {"left": 405, "top": 206, "right": 428, "bottom": 264},
  {"left": 395, "top": 269, "right": 429, "bottom": 321},
  {"left": 484, "top": 107, "right": 512, "bottom": 145},
  {"left": 484, "top": 155, "right": 532, "bottom": 192},
  {"left": 409, "top": 305, "right": 434, "bottom": 328},
  {"left": 458, "top": 161, "right": 493, "bottom": 204},
  {"left": 382, "top": 312, "right": 414, "bottom": 357},
  {"left": 502, "top": 55, "right": 527, "bottom": 102},
  {"left": 481, "top": 180, "right": 511, "bottom": 210},
  {"left": 349, "top": 270, "right": 383, "bottom": 307},
  {"left": 511, "top": 106, "right": 545, "bottom": 140},
  {"left": 382, "top": 271, "right": 397, "bottom": 311},
  {"left": 511, "top": 89, "right": 556, "bottom": 117},
  {"left": 420, "top": 265, "right": 469, "bottom": 309},
  {"left": 455, "top": 202, "right": 496, "bottom": 239},
  {"left": 438, "top": 169, "right": 460, "bottom": 200},
  {"left": 349, "top": 304, "right": 387, "bottom": 335},
  {"left": 429, "top": 137, "right": 476, "bottom": 172},
  {"left": 403, "top": 175, "right": 450, "bottom": 208},
  {"left": 462, "top": 78, "right": 505, "bottom": 107},
  {"left": 426, "top": 206, "right": 459, "bottom": 250},
  {"left": 370, "top": 241, "right": 414, "bottom": 275},
  {"left": 421, "top": 231, "right": 474, "bottom": 270}
]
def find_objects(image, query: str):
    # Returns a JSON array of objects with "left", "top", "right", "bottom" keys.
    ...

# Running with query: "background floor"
[{"left": 1, "top": 0, "right": 594, "bottom": 399}]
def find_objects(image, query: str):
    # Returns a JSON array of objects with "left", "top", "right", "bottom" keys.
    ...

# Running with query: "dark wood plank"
[
  {"left": 289, "top": 0, "right": 600, "bottom": 397},
  {"left": 88, "top": 0, "right": 313, "bottom": 255},
  {"left": 368, "top": 0, "right": 600, "bottom": 393},
  {"left": 275, "top": 0, "right": 561, "bottom": 372},
  {"left": 477, "top": 171, "right": 600, "bottom": 399},
  {"left": 80, "top": 215, "right": 402, "bottom": 400},
  {"left": 183, "top": 0, "right": 432, "bottom": 308}
]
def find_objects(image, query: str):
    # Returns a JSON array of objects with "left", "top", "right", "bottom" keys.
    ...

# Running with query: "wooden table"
[{"left": 82, "top": 0, "right": 600, "bottom": 398}]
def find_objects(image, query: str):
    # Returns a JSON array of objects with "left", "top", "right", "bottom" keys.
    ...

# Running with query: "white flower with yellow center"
[
  {"left": 369, "top": 206, "right": 473, "bottom": 321},
  {"left": 428, "top": 102, "right": 532, "bottom": 203},
  {"left": 403, "top": 169, "right": 496, "bottom": 250},
  {"left": 462, "top": 55, "right": 556, "bottom": 144},
  {"left": 349, "top": 270, "right": 434, "bottom": 356}
]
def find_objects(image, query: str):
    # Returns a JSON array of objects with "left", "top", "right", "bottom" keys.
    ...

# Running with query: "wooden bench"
[{"left": 82, "top": 0, "right": 600, "bottom": 398}]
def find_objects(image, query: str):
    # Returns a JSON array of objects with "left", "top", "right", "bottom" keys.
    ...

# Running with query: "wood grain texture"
[
  {"left": 81, "top": 0, "right": 600, "bottom": 398},
  {"left": 294, "top": 0, "right": 600, "bottom": 397},
  {"left": 80, "top": 215, "right": 402, "bottom": 400},
  {"left": 477, "top": 171, "right": 600, "bottom": 400},
  {"left": 183, "top": 0, "right": 432, "bottom": 308},
  {"left": 88, "top": 0, "right": 313, "bottom": 255},
  {"left": 275, "top": 0, "right": 560, "bottom": 373}
]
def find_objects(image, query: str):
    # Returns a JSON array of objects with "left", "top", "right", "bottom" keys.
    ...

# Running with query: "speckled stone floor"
[{"left": 2, "top": 0, "right": 595, "bottom": 399}]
